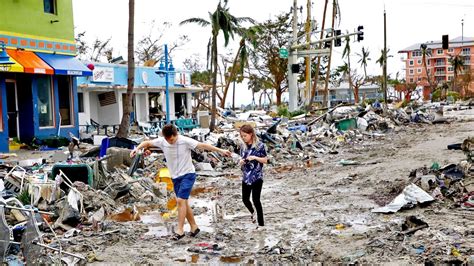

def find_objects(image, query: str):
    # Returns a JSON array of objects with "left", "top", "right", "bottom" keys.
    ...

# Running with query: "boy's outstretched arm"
[{"left": 196, "top": 142, "right": 232, "bottom": 157}]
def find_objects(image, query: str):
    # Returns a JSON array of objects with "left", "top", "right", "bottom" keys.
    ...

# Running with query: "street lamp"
[
  {"left": 155, "top": 44, "right": 175, "bottom": 124},
  {"left": 0, "top": 41, "right": 14, "bottom": 72}
]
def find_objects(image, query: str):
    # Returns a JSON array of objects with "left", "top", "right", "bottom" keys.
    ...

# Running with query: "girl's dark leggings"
[{"left": 242, "top": 179, "right": 264, "bottom": 226}]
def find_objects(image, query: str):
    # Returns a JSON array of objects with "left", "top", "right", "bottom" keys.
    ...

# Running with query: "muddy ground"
[{"left": 66, "top": 120, "right": 473, "bottom": 264}]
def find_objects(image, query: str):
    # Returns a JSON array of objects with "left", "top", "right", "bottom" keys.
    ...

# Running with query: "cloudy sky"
[{"left": 72, "top": 0, "right": 474, "bottom": 106}]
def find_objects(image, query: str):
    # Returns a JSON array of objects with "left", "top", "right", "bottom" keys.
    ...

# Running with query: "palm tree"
[
  {"left": 117, "top": 0, "right": 135, "bottom": 138},
  {"left": 419, "top": 44, "right": 433, "bottom": 96},
  {"left": 357, "top": 47, "right": 370, "bottom": 78},
  {"left": 342, "top": 35, "right": 353, "bottom": 101},
  {"left": 180, "top": 0, "right": 253, "bottom": 131},
  {"left": 220, "top": 25, "right": 258, "bottom": 109},
  {"left": 449, "top": 54, "right": 464, "bottom": 93}
]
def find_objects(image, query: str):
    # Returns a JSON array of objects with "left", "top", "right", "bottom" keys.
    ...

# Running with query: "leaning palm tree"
[
  {"left": 180, "top": 0, "right": 253, "bottom": 131},
  {"left": 220, "top": 25, "right": 258, "bottom": 109},
  {"left": 357, "top": 46, "right": 371, "bottom": 78},
  {"left": 449, "top": 54, "right": 464, "bottom": 93},
  {"left": 117, "top": 0, "right": 135, "bottom": 138}
]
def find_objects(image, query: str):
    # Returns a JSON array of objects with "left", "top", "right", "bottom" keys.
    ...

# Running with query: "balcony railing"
[
  {"left": 435, "top": 62, "right": 445, "bottom": 66},
  {"left": 434, "top": 71, "right": 446, "bottom": 76}
]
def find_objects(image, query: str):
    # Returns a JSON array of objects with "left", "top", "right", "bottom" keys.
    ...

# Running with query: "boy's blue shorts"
[{"left": 172, "top": 173, "right": 196, "bottom": 199}]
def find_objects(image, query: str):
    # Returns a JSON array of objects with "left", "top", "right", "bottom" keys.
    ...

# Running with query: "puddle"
[
  {"left": 141, "top": 197, "right": 217, "bottom": 236},
  {"left": 190, "top": 198, "right": 216, "bottom": 233}
]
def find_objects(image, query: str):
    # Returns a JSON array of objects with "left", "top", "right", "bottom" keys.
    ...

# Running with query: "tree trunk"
[
  {"left": 422, "top": 54, "right": 433, "bottom": 97},
  {"left": 347, "top": 57, "right": 354, "bottom": 103},
  {"left": 354, "top": 89, "right": 360, "bottom": 103},
  {"left": 220, "top": 44, "right": 243, "bottom": 108},
  {"left": 276, "top": 84, "right": 282, "bottom": 106},
  {"left": 210, "top": 34, "right": 218, "bottom": 131},
  {"left": 323, "top": 0, "right": 337, "bottom": 107},
  {"left": 232, "top": 80, "right": 236, "bottom": 110},
  {"left": 117, "top": 0, "right": 135, "bottom": 138},
  {"left": 308, "top": 0, "right": 329, "bottom": 110}
]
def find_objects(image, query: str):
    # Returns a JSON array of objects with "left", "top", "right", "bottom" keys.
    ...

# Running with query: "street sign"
[
  {"left": 296, "top": 48, "right": 330, "bottom": 57},
  {"left": 279, "top": 48, "right": 288, "bottom": 59}
]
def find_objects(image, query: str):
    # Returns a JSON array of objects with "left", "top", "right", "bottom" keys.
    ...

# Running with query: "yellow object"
[
  {"left": 9, "top": 142, "right": 21, "bottom": 151},
  {"left": 155, "top": 168, "right": 173, "bottom": 191},
  {"left": 335, "top": 224, "right": 345, "bottom": 230},
  {"left": 451, "top": 247, "right": 460, "bottom": 257}
]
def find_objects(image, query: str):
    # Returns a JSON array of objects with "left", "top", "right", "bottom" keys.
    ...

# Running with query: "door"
[{"left": 6, "top": 80, "right": 19, "bottom": 140}]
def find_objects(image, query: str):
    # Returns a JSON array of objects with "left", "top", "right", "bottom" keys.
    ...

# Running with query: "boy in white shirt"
[{"left": 130, "top": 124, "right": 231, "bottom": 240}]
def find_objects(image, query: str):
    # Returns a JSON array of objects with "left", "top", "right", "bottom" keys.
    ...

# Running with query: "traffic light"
[
  {"left": 442, "top": 35, "right": 449, "bottom": 49},
  {"left": 334, "top": 30, "right": 342, "bottom": 47},
  {"left": 291, "top": 63, "right": 300, "bottom": 74},
  {"left": 324, "top": 41, "right": 331, "bottom": 49},
  {"left": 357, "top": 26, "right": 364, "bottom": 42}
]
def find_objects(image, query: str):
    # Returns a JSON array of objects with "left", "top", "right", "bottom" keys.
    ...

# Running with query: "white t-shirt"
[{"left": 152, "top": 135, "right": 199, "bottom": 179}]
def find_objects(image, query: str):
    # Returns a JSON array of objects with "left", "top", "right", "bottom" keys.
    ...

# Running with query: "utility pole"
[
  {"left": 323, "top": 0, "right": 337, "bottom": 108},
  {"left": 288, "top": 0, "right": 298, "bottom": 111},
  {"left": 305, "top": 0, "right": 312, "bottom": 104},
  {"left": 383, "top": 9, "right": 388, "bottom": 113}
]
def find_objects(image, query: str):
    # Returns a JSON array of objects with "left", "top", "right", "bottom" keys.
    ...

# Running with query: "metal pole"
[
  {"left": 305, "top": 0, "right": 311, "bottom": 104},
  {"left": 383, "top": 10, "right": 388, "bottom": 113},
  {"left": 164, "top": 44, "right": 170, "bottom": 124},
  {"left": 288, "top": 0, "right": 298, "bottom": 111}
]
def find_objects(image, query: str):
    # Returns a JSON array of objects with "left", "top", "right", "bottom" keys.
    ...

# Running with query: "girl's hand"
[
  {"left": 247, "top": 155, "right": 257, "bottom": 161},
  {"left": 239, "top": 159, "right": 246, "bottom": 167}
]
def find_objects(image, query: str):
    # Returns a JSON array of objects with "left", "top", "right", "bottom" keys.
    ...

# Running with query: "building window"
[
  {"left": 417, "top": 59, "right": 421, "bottom": 65},
  {"left": 78, "top": 93, "right": 84, "bottom": 113},
  {"left": 58, "top": 76, "right": 73, "bottom": 126},
  {"left": 37, "top": 76, "right": 54, "bottom": 127},
  {"left": 412, "top": 51, "right": 421, "bottom": 57},
  {"left": 409, "top": 78, "right": 414, "bottom": 83},
  {"left": 417, "top": 68, "right": 422, "bottom": 73},
  {"left": 448, "top": 66, "right": 453, "bottom": 72},
  {"left": 417, "top": 77, "right": 421, "bottom": 81},
  {"left": 448, "top": 48, "right": 454, "bottom": 53},
  {"left": 427, "top": 60, "right": 431, "bottom": 66},
  {"left": 448, "top": 76, "right": 453, "bottom": 81},
  {"left": 437, "top": 49, "right": 443, "bottom": 55},
  {"left": 44, "top": 0, "right": 56, "bottom": 14},
  {"left": 409, "top": 60, "right": 414, "bottom": 66},
  {"left": 409, "top": 69, "right": 414, "bottom": 75},
  {"left": 462, "top": 48, "right": 471, "bottom": 55}
]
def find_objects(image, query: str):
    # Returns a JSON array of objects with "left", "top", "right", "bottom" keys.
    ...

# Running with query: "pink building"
[{"left": 399, "top": 36, "right": 474, "bottom": 97}]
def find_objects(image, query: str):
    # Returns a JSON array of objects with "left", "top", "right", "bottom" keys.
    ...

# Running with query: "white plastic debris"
[{"left": 372, "top": 183, "right": 434, "bottom": 213}]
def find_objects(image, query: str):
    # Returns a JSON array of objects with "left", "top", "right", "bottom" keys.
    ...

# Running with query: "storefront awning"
[
  {"left": 36, "top": 52, "right": 92, "bottom": 76},
  {"left": 7, "top": 49, "right": 54, "bottom": 75},
  {"left": 6, "top": 56, "right": 24, "bottom": 73}
]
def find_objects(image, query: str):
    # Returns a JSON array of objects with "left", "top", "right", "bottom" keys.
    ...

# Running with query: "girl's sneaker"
[{"left": 251, "top": 213, "right": 256, "bottom": 224}]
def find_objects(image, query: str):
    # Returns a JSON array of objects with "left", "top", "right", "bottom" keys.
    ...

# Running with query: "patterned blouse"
[{"left": 240, "top": 142, "right": 267, "bottom": 185}]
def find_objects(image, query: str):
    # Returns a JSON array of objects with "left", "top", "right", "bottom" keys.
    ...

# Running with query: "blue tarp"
[{"left": 35, "top": 52, "right": 92, "bottom": 76}]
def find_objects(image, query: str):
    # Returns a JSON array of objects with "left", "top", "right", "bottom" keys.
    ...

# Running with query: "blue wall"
[
  {"left": 34, "top": 76, "right": 79, "bottom": 140},
  {"left": 77, "top": 63, "right": 176, "bottom": 88},
  {"left": 0, "top": 78, "right": 8, "bottom": 152}
]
